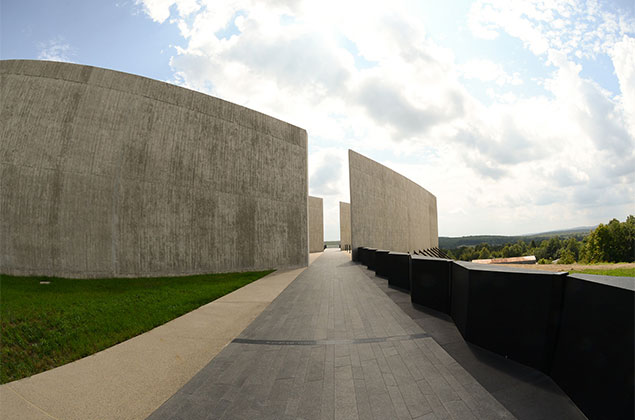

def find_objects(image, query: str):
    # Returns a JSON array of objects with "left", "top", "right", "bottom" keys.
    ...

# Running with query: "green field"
[
  {"left": 570, "top": 267, "right": 635, "bottom": 277},
  {"left": 0, "top": 270, "right": 273, "bottom": 384}
]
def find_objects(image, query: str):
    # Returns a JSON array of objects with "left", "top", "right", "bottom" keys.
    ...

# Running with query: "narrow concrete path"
[
  {"left": 149, "top": 251, "right": 515, "bottom": 420},
  {"left": 1, "top": 253, "right": 323, "bottom": 420}
]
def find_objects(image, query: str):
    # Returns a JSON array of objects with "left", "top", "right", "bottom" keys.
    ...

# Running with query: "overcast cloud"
[{"left": 132, "top": 0, "right": 634, "bottom": 238}]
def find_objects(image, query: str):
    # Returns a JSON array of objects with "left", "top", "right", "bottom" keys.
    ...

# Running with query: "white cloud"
[
  {"left": 611, "top": 35, "right": 635, "bottom": 136},
  {"left": 135, "top": 0, "right": 635, "bottom": 236},
  {"left": 308, "top": 146, "right": 350, "bottom": 240},
  {"left": 309, "top": 148, "right": 347, "bottom": 197},
  {"left": 468, "top": 0, "right": 634, "bottom": 60},
  {"left": 135, "top": 0, "right": 200, "bottom": 23},
  {"left": 461, "top": 59, "right": 523, "bottom": 86},
  {"left": 37, "top": 37, "right": 75, "bottom": 62}
]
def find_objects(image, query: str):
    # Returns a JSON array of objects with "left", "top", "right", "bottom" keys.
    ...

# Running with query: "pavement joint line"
[
  {"left": 7, "top": 385, "right": 59, "bottom": 420},
  {"left": 232, "top": 332, "right": 431, "bottom": 346}
]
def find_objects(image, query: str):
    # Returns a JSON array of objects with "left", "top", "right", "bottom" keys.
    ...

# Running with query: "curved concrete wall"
[
  {"left": 0, "top": 60, "right": 308, "bottom": 278},
  {"left": 349, "top": 150, "right": 437, "bottom": 260},
  {"left": 308, "top": 196, "right": 323, "bottom": 252},
  {"left": 339, "top": 201, "right": 351, "bottom": 250}
]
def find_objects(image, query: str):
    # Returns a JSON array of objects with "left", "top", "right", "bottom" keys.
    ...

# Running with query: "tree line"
[{"left": 443, "top": 215, "right": 634, "bottom": 264}]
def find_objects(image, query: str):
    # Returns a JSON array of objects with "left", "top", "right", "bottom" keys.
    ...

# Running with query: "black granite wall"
[
  {"left": 387, "top": 252, "right": 410, "bottom": 291},
  {"left": 550, "top": 274, "right": 634, "bottom": 420},
  {"left": 355, "top": 252, "right": 634, "bottom": 420},
  {"left": 411, "top": 256, "right": 452, "bottom": 313},
  {"left": 374, "top": 250, "right": 390, "bottom": 278},
  {"left": 451, "top": 262, "right": 566, "bottom": 372}
]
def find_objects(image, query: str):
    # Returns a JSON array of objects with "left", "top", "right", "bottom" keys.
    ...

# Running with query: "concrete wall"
[
  {"left": 349, "top": 150, "right": 437, "bottom": 260},
  {"left": 0, "top": 60, "right": 308, "bottom": 278},
  {"left": 308, "top": 196, "right": 323, "bottom": 253},
  {"left": 339, "top": 201, "right": 351, "bottom": 250}
]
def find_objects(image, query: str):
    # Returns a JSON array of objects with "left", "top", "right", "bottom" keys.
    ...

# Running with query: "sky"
[{"left": 2, "top": 0, "right": 634, "bottom": 239}]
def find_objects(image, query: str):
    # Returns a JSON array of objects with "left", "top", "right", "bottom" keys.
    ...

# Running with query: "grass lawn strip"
[
  {"left": 0, "top": 270, "right": 273, "bottom": 384},
  {"left": 569, "top": 267, "right": 635, "bottom": 277}
]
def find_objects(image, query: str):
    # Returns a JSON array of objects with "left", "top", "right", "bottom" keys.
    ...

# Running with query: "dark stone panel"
[
  {"left": 359, "top": 247, "right": 369, "bottom": 265},
  {"left": 373, "top": 272, "right": 587, "bottom": 420},
  {"left": 366, "top": 248, "right": 377, "bottom": 271},
  {"left": 374, "top": 249, "right": 390, "bottom": 278},
  {"left": 387, "top": 252, "right": 410, "bottom": 291},
  {"left": 450, "top": 262, "right": 470, "bottom": 337},
  {"left": 550, "top": 275, "right": 634, "bottom": 420},
  {"left": 410, "top": 256, "right": 452, "bottom": 314},
  {"left": 451, "top": 262, "right": 566, "bottom": 373},
  {"left": 376, "top": 259, "right": 632, "bottom": 420},
  {"left": 354, "top": 247, "right": 365, "bottom": 263}
]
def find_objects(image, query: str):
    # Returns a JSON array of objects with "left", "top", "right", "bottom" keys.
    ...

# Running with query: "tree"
[
  {"left": 564, "top": 237, "right": 580, "bottom": 261},
  {"left": 531, "top": 236, "right": 570, "bottom": 260},
  {"left": 477, "top": 247, "right": 491, "bottom": 259},
  {"left": 582, "top": 215, "right": 635, "bottom": 263},
  {"left": 517, "top": 240, "right": 528, "bottom": 254},
  {"left": 559, "top": 249, "right": 576, "bottom": 264},
  {"left": 545, "top": 236, "right": 563, "bottom": 259},
  {"left": 501, "top": 244, "right": 512, "bottom": 258}
]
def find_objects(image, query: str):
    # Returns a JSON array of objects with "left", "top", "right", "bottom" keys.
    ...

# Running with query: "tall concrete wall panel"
[
  {"left": 349, "top": 150, "right": 437, "bottom": 260},
  {"left": 308, "top": 196, "right": 323, "bottom": 253},
  {"left": 0, "top": 60, "right": 308, "bottom": 277},
  {"left": 339, "top": 201, "right": 351, "bottom": 249}
]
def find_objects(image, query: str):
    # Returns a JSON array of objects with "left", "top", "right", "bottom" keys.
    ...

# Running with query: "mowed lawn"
[
  {"left": 570, "top": 267, "right": 635, "bottom": 277},
  {"left": 0, "top": 270, "right": 273, "bottom": 384}
]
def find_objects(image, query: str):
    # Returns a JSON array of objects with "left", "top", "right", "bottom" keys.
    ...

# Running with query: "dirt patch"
[{"left": 494, "top": 262, "right": 635, "bottom": 273}]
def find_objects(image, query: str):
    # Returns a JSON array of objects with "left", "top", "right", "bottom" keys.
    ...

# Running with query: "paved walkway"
[
  {"left": 1, "top": 254, "right": 322, "bottom": 420},
  {"left": 149, "top": 251, "right": 514, "bottom": 420}
]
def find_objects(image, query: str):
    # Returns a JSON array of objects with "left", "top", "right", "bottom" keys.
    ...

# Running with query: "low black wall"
[
  {"left": 387, "top": 252, "right": 410, "bottom": 291},
  {"left": 411, "top": 256, "right": 451, "bottom": 313},
  {"left": 450, "top": 263, "right": 469, "bottom": 336},
  {"left": 451, "top": 262, "right": 565, "bottom": 373},
  {"left": 366, "top": 248, "right": 377, "bottom": 271},
  {"left": 353, "top": 247, "right": 363, "bottom": 263},
  {"left": 356, "top": 247, "right": 366, "bottom": 264},
  {"left": 550, "top": 274, "right": 634, "bottom": 420},
  {"left": 353, "top": 248, "right": 634, "bottom": 420},
  {"left": 375, "top": 250, "right": 390, "bottom": 278}
]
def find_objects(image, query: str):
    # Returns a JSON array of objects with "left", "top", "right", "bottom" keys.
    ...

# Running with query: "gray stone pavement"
[{"left": 148, "top": 251, "right": 515, "bottom": 420}]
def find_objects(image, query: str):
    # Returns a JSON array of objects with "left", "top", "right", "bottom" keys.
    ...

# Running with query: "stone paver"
[{"left": 148, "top": 251, "right": 515, "bottom": 420}]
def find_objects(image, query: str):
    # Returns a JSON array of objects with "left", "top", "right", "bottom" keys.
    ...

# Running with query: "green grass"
[
  {"left": 0, "top": 270, "right": 273, "bottom": 384},
  {"left": 570, "top": 267, "right": 635, "bottom": 277}
]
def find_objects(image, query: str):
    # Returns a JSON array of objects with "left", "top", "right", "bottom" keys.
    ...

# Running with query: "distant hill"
[
  {"left": 439, "top": 225, "right": 597, "bottom": 249},
  {"left": 523, "top": 226, "right": 598, "bottom": 237}
]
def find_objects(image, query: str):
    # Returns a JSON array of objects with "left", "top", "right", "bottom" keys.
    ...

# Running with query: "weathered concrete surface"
[
  {"left": 0, "top": 253, "right": 324, "bottom": 420},
  {"left": 349, "top": 150, "right": 438, "bottom": 260},
  {"left": 308, "top": 196, "right": 324, "bottom": 253},
  {"left": 0, "top": 60, "right": 308, "bottom": 277},
  {"left": 339, "top": 201, "right": 351, "bottom": 250}
]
